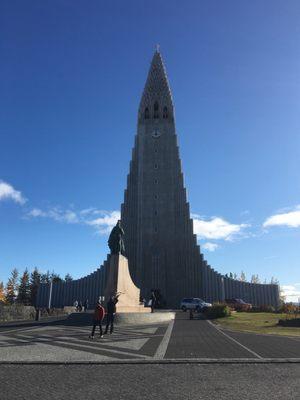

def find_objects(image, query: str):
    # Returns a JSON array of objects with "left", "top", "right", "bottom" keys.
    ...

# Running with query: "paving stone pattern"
[
  {"left": 0, "top": 323, "right": 168, "bottom": 362},
  {"left": 0, "top": 312, "right": 299, "bottom": 362}
]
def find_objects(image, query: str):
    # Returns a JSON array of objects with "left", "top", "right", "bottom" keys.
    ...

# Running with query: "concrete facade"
[{"left": 36, "top": 50, "right": 280, "bottom": 309}]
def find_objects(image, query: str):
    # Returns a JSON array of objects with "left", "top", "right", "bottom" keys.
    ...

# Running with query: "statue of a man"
[{"left": 108, "top": 220, "right": 125, "bottom": 255}]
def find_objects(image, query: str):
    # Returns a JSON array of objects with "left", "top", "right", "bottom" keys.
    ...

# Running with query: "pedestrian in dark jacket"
[
  {"left": 150, "top": 290, "right": 156, "bottom": 313},
  {"left": 104, "top": 293, "right": 120, "bottom": 334},
  {"left": 89, "top": 301, "right": 105, "bottom": 339}
]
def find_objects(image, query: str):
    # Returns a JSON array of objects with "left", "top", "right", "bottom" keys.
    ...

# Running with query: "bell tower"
[{"left": 121, "top": 50, "right": 201, "bottom": 306}]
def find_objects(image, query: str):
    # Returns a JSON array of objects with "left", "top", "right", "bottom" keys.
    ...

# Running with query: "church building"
[{"left": 37, "top": 50, "right": 280, "bottom": 309}]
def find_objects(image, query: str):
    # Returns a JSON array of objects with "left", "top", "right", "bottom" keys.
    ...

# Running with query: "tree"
[
  {"left": 270, "top": 277, "right": 279, "bottom": 285},
  {"left": 50, "top": 272, "right": 62, "bottom": 283},
  {"left": 17, "top": 269, "right": 31, "bottom": 305},
  {"left": 64, "top": 273, "right": 73, "bottom": 282},
  {"left": 251, "top": 274, "right": 260, "bottom": 284},
  {"left": 270, "top": 277, "right": 285, "bottom": 304},
  {"left": 30, "top": 268, "right": 41, "bottom": 306},
  {"left": 0, "top": 281, "right": 5, "bottom": 303},
  {"left": 226, "top": 272, "right": 238, "bottom": 280},
  {"left": 5, "top": 268, "right": 19, "bottom": 304},
  {"left": 40, "top": 270, "right": 51, "bottom": 284},
  {"left": 240, "top": 271, "right": 246, "bottom": 282}
]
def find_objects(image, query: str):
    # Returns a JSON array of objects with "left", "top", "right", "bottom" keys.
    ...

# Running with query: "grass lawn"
[{"left": 214, "top": 312, "right": 300, "bottom": 337}]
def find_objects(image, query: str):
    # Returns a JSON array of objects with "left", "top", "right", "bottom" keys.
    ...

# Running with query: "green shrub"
[
  {"left": 279, "top": 303, "right": 300, "bottom": 315},
  {"left": 258, "top": 305, "right": 275, "bottom": 313},
  {"left": 278, "top": 318, "right": 300, "bottom": 327},
  {"left": 248, "top": 305, "right": 276, "bottom": 313},
  {"left": 204, "top": 303, "right": 231, "bottom": 319}
]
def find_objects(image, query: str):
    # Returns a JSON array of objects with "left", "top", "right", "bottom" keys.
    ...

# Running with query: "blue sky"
[{"left": 1, "top": 1, "right": 300, "bottom": 301}]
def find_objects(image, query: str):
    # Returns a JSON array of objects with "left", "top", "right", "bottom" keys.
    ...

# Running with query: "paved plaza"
[
  {"left": 0, "top": 312, "right": 299, "bottom": 362},
  {"left": 1, "top": 313, "right": 300, "bottom": 399}
]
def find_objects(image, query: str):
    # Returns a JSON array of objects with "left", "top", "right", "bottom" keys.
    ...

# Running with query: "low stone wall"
[
  {"left": 0, "top": 304, "right": 72, "bottom": 322},
  {"left": 0, "top": 304, "right": 36, "bottom": 322}
]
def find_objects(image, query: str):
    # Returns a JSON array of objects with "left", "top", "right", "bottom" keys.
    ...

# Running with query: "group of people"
[
  {"left": 89, "top": 289, "right": 162, "bottom": 339},
  {"left": 89, "top": 292, "right": 121, "bottom": 339},
  {"left": 74, "top": 299, "right": 89, "bottom": 312}
]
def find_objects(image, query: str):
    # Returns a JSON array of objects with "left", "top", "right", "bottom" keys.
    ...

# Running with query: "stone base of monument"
[
  {"left": 104, "top": 254, "right": 149, "bottom": 313},
  {"left": 114, "top": 311, "right": 175, "bottom": 325},
  {"left": 66, "top": 310, "right": 175, "bottom": 326}
]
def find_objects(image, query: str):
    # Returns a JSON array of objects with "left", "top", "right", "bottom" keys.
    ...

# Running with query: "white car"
[{"left": 180, "top": 298, "right": 212, "bottom": 312}]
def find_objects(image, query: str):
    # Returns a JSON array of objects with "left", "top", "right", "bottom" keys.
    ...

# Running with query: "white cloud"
[
  {"left": 281, "top": 284, "right": 300, "bottom": 303},
  {"left": 202, "top": 242, "right": 219, "bottom": 252},
  {"left": 27, "top": 207, "right": 78, "bottom": 223},
  {"left": 27, "top": 208, "right": 46, "bottom": 217},
  {"left": 0, "top": 180, "right": 26, "bottom": 205},
  {"left": 26, "top": 207, "right": 120, "bottom": 234},
  {"left": 85, "top": 211, "right": 121, "bottom": 234},
  {"left": 193, "top": 215, "right": 249, "bottom": 241},
  {"left": 263, "top": 205, "right": 300, "bottom": 228}
]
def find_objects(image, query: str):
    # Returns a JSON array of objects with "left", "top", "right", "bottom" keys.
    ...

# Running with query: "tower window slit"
[
  {"left": 163, "top": 106, "right": 168, "bottom": 119},
  {"left": 144, "top": 107, "right": 149, "bottom": 119},
  {"left": 154, "top": 102, "right": 159, "bottom": 119}
]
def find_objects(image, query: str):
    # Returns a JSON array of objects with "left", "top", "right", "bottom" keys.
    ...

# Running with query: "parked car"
[
  {"left": 225, "top": 298, "right": 252, "bottom": 311},
  {"left": 180, "top": 298, "right": 212, "bottom": 312}
]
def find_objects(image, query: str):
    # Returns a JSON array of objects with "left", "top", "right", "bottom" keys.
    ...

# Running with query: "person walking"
[
  {"left": 89, "top": 301, "right": 105, "bottom": 339},
  {"left": 150, "top": 290, "right": 156, "bottom": 313},
  {"left": 104, "top": 293, "right": 121, "bottom": 335}
]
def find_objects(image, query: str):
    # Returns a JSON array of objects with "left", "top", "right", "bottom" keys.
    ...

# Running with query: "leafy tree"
[
  {"left": 5, "top": 268, "right": 19, "bottom": 304},
  {"left": 240, "top": 271, "right": 246, "bottom": 282},
  {"left": 0, "top": 281, "right": 5, "bottom": 303},
  {"left": 64, "top": 273, "right": 73, "bottom": 282},
  {"left": 17, "top": 269, "right": 31, "bottom": 305},
  {"left": 30, "top": 268, "right": 41, "bottom": 306}
]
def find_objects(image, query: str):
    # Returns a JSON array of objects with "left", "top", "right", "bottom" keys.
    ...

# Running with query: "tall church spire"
[{"left": 138, "top": 49, "right": 174, "bottom": 123}]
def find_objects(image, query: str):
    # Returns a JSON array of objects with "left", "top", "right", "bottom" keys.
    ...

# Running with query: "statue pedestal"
[{"left": 104, "top": 254, "right": 149, "bottom": 313}]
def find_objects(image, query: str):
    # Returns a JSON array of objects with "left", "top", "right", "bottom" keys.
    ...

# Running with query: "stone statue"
[{"left": 108, "top": 220, "right": 125, "bottom": 255}]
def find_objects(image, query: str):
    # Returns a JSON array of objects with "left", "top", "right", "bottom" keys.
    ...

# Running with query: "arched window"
[
  {"left": 154, "top": 102, "right": 159, "bottom": 119},
  {"left": 144, "top": 107, "right": 149, "bottom": 119},
  {"left": 163, "top": 106, "right": 168, "bottom": 119}
]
